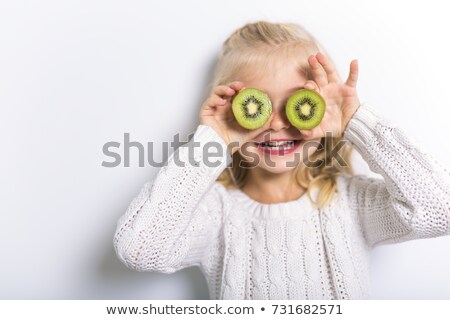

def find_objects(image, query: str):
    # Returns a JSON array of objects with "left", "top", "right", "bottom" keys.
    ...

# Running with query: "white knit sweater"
[{"left": 113, "top": 104, "right": 450, "bottom": 299}]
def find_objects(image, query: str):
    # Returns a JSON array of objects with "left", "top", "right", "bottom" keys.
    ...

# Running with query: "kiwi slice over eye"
[
  {"left": 231, "top": 88, "right": 272, "bottom": 130},
  {"left": 286, "top": 89, "right": 326, "bottom": 130}
]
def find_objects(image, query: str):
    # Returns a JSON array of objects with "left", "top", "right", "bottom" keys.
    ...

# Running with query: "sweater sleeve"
[
  {"left": 343, "top": 104, "right": 450, "bottom": 248},
  {"left": 113, "top": 124, "right": 232, "bottom": 273}
]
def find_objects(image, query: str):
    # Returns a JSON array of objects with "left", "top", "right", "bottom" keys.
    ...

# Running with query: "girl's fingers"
[
  {"left": 303, "top": 80, "right": 320, "bottom": 92},
  {"left": 308, "top": 55, "right": 328, "bottom": 87},
  {"left": 228, "top": 81, "right": 245, "bottom": 91},
  {"left": 204, "top": 94, "right": 227, "bottom": 108},
  {"left": 344, "top": 59, "right": 359, "bottom": 88},
  {"left": 315, "top": 52, "right": 340, "bottom": 83},
  {"left": 213, "top": 85, "right": 235, "bottom": 97},
  {"left": 212, "top": 81, "right": 245, "bottom": 98}
]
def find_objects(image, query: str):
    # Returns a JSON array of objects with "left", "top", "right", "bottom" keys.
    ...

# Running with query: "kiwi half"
[
  {"left": 232, "top": 88, "right": 272, "bottom": 130},
  {"left": 286, "top": 89, "right": 326, "bottom": 130}
]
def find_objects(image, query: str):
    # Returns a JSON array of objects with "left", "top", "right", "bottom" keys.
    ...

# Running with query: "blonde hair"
[{"left": 211, "top": 21, "right": 354, "bottom": 208}]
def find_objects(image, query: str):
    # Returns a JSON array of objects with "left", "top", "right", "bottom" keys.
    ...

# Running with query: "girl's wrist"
[
  {"left": 200, "top": 123, "right": 238, "bottom": 156},
  {"left": 341, "top": 101, "right": 362, "bottom": 135},
  {"left": 196, "top": 124, "right": 234, "bottom": 165},
  {"left": 221, "top": 132, "right": 241, "bottom": 155}
]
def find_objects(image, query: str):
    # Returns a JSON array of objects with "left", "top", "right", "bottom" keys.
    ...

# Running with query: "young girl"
[{"left": 113, "top": 21, "right": 450, "bottom": 299}]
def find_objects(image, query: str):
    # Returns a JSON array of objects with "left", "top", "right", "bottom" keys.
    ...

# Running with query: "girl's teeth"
[{"left": 260, "top": 140, "right": 295, "bottom": 148}]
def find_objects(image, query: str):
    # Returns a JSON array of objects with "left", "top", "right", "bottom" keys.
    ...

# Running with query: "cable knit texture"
[{"left": 113, "top": 104, "right": 450, "bottom": 299}]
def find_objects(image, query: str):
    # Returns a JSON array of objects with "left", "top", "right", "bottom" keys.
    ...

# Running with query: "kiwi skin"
[
  {"left": 285, "top": 89, "right": 326, "bottom": 130},
  {"left": 231, "top": 88, "right": 272, "bottom": 130}
]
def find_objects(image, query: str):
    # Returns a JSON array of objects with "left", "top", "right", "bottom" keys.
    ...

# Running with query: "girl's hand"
[
  {"left": 300, "top": 52, "right": 361, "bottom": 139},
  {"left": 199, "top": 81, "right": 265, "bottom": 154}
]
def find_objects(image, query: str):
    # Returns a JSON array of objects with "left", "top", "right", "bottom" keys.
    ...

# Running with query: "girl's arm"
[
  {"left": 113, "top": 124, "right": 231, "bottom": 273},
  {"left": 343, "top": 104, "right": 450, "bottom": 248}
]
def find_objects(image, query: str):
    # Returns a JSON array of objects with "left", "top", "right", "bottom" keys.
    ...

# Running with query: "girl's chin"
[
  {"left": 257, "top": 164, "right": 298, "bottom": 174},
  {"left": 242, "top": 150, "right": 302, "bottom": 172}
]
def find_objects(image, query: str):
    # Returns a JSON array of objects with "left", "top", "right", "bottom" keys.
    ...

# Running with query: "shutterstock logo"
[{"left": 101, "top": 131, "right": 349, "bottom": 168}]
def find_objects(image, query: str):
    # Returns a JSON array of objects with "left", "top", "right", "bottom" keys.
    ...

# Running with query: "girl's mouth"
[{"left": 254, "top": 139, "right": 302, "bottom": 155}]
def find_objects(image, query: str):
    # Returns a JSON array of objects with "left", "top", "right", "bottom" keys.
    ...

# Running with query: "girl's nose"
[{"left": 268, "top": 109, "right": 291, "bottom": 131}]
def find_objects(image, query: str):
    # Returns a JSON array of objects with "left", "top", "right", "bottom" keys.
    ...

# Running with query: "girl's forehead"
[{"left": 237, "top": 61, "right": 308, "bottom": 96}]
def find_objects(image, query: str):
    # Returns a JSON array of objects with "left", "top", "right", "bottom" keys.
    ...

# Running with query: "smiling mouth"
[{"left": 254, "top": 139, "right": 302, "bottom": 155}]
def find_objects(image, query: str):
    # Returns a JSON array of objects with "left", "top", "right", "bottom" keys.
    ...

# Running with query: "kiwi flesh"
[
  {"left": 232, "top": 88, "right": 272, "bottom": 129},
  {"left": 286, "top": 89, "right": 326, "bottom": 130}
]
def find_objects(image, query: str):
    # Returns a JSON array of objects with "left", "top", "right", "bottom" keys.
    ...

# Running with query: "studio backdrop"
[{"left": 1, "top": 0, "right": 449, "bottom": 299}]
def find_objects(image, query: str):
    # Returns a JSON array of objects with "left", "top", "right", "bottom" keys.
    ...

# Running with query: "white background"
[{"left": 0, "top": 0, "right": 449, "bottom": 299}]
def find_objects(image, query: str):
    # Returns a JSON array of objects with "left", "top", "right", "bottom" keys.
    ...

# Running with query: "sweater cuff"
[{"left": 343, "top": 104, "right": 383, "bottom": 150}]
